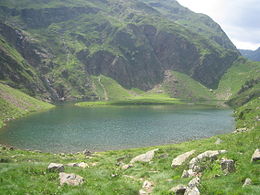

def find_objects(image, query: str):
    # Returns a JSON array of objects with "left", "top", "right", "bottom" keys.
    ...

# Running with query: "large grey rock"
[
  {"left": 251, "top": 149, "right": 260, "bottom": 162},
  {"left": 243, "top": 178, "right": 252, "bottom": 187},
  {"left": 130, "top": 149, "right": 159, "bottom": 163},
  {"left": 171, "top": 150, "right": 196, "bottom": 167},
  {"left": 189, "top": 150, "right": 227, "bottom": 172},
  {"left": 59, "top": 172, "right": 84, "bottom": 186},
  {"left": 47, "top": 163, "right": 64, "bottom": 172},
  {"left": 170, "top": 184, "right": 187, "bottom": 195},
  {"left": 184, "top": 186, "right": 200, "bottom": 195},
  {"left": 221, "top": 159, "right": 235, "bottom": 174}
]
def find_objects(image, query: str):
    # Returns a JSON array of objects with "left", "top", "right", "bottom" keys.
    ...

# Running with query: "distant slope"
[
  {"left": 240, "top": 47, "right": 260, "bottom": 61},
  {"left": 0, "top": 83, "right": 54, "bottom": 128},
  {"left": 215, "top": 57, "right": 260, "bottom": 100}
]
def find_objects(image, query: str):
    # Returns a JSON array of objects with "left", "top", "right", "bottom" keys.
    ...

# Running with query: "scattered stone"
[
  {"left": 181, "top": 169, "right": 196, "bottom": 178},
  {"left": 59, "top": 172, "right": 84, "bottom": 186},
  {"left": 169, "top": 184, "right": 187, "bottom": 195},
  {"left": 251, "top": 149, "right": 260, "bottom": 162},
  {"left": 215, "top": 138, "right": 222, "bottom": 145},
  {"left": 121, "top": 164, "right": 133, "bottom": 170},
  {"left": 221, "top": 159, "right": 235, "bottom": 174},
  {"left": 243, "top": 178, "right": 252, "bottom": 187},
  {"left": 189, "top": 150, "right": 227, "bottom": 172},
  {"left": 130, "top": 149, "right": 159, "bottom": 163},
  {"left": 47, "top": 163, "right": 64, "bottom": 172},
  {"left": 233, "top": 128, "right": 248, "bottom": 133},
  {"left": 188, "top": 177, "right": 200, "bottom": 188},
  {"left": 181, "top": 171, "right": 191, "bottom": 179},
  {"left": 83, "top": 149, "right": 92, "bottom": 156},
  {"left": 67, "top": 162, "right": 89, "bottom": 168},
  {"left": 172, "top": 150, "right": 196, "bottom": 168},
  {"left": 184, "top": 186, "right": 200, "bottom": 195},
  {"left": 139, "top": 180, "right": 154, "bottom": 194}
]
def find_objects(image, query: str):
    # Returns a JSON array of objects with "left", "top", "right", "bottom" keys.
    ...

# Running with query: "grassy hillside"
[
  {"left": 0, "top": 83, "right": 54, "bottom": 128},
  {"left": 0, "top": 97, "right": 259, "bottom": 194},
  {"left": 215, "top": 58, "right": 260, "bottom": 100}
]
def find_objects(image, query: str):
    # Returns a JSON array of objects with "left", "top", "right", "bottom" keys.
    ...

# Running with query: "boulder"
[
  {"left": 171, "top": 150, "right": 196, "bottom": 168},
  {"left": 184, "top": 186, "right": 200, "bottom": 195},
  {"left": 47, "top": 163, "right": 64, "bottom": 172},
  {"left": 181, "top": 169, "right": 196, "bottom": 178},
  {"left": 130, "top": 149, "right": 159, "bottom": 163},
  {"left": 170, "top": 184, "right": 187, "bottom": 195},
  {"left": 189, "top": 150, "right": 226, "bottom": 172},
  {"left": 243, "top": 178, "right": 252, "bottom": 187},
  {"left": 221, "top": 159, "right": 235, "bottom": 174},
  {"left": 251, "top": 149, "right": 260, "bottom": 162},
  {"left": 188, "top": 177, "right": 200, "bottom": 188},
  {"left": 59, "top": 172, "right": 84, "bottom": 186},
  {"left": 67, "top": 162, "right": 89, "bottom": 168}
]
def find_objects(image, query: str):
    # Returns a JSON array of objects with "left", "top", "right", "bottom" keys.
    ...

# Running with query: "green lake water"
[{"left": 0, "top": 104, "right": 235, "bottom": 153}]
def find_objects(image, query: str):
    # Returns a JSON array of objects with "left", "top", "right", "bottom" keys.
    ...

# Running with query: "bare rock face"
[
  {"left": 243, "top": 178, "right": 252, "bottom": 187},
  {"left": 221, "top": 159, "right": 236, "bottom": 174},
  {"left": 59, "top": 172, "right": 84, "bottom": 186},
  {"left": 251, "top": 149, "right": 260, "bottom": 162},
  {"left": 130, "top": 149, "right": 159, "bottom": 163},
  {"left": 170, "top": 184, "right": 187, "bottom": 195},
  {"left": 171, "top": 150, "right": 196, "bottom": 168},
  {"left": 47, "top": 163, "right": 64, "bottom": 172}
]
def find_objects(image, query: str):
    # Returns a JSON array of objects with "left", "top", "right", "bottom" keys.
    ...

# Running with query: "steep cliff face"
[{"left": 0, "top": 0, "right": 240, "bottom": 101}]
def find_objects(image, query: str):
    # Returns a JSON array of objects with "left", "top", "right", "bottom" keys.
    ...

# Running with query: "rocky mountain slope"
[
  {"left": 0, "top": 0, "right": 239, "bottom": 102},
  {"left": 240, "top": 47, "right": 260, "bottom": 62}
]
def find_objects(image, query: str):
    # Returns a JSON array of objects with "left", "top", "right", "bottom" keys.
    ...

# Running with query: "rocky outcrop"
[
  {"left": 59, "top": 172, "right": 84, "bottom": 186},
  {"left": 243, "top": 178, "right": 252, "bottom": 187},
  {"left": 171, "top": 150, "right": 196, "bottom": 168},
  {"left": 130, "top": 149, "right": 159, "bottom": 163}
]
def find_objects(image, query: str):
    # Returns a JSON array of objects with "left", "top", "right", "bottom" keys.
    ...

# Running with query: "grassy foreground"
[
  {"left": 0, "top": 83, "right": 54, "bottom": 128},
  {"left": 0, "top": 98, "right": 259, "bottom": 194}
]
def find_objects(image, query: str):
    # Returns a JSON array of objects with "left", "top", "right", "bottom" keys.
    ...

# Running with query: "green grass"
[
  {"left": 0, "top": 99, "right": 259, "bottom": 194},
  {"left": 163, "top": 71, "right": 215, "bottom": 100},
  {"left": 0, "top": 83, "right": 54, "bottom": 128},
  {"left": 216, "top": 58, "right": 260, "bottom": 100}
]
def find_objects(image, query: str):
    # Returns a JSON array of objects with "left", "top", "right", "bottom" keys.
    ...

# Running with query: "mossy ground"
[{"left": 0, "top": 83, "right": 54, "bottom": 128}]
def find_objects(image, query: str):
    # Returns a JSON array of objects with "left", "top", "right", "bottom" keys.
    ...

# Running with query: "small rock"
[
  {"left": 83, "top": 149, "right": 92, "bottom": 156},
  {"left": 243, "top": 178, "right": 252, "bottom": 187},
  {"left": 121, "top": 164, "right": 133, "bottom": 170},
  {"left": 140, "top": 180, "right": 154, "bottom": 194},
  {"left": 251, "top": 149, "right": 260, "bottom": 162},
  {"left": 181, "top": 169, "right": 196, "bottom": 178},
  {"left": 67, "top": 162, "right": 89, "bottom": 168},
  {"left": 139, "top": 189, "right": 148, "bottom": 195},
  {"left": 188, "top": 177, "right": 200, "bottom": 188},
  {"left": 170, "top": 184, "right": 187, "bottom": 195},
  {"left": 215, "top": 138, "right": 222, "bottom": 145},
  {"left": 130, "top": 149, "right": 159, "bottom": 163},
  {"left": 59, "top": 172, "right": 84, "bottom": 186},
  {"left": 233, "top": 128, "right": 248, "bottom": 133},
  {"left": 184, "top": 186, "right": 200, "bottom": 195},
  {"left": 172, "top": 150, "right": 196, "bottom": 168},
  {"left": 48, "top": 163, "right": 64, "bottom": 172},
  {"left": 221, "top": 159, "right": 236, "bottom": 174}
]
